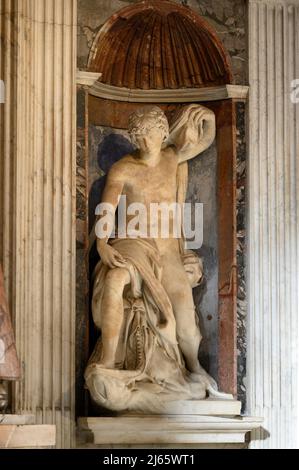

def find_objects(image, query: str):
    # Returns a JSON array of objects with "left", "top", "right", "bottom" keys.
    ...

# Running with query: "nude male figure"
[{"left": 96, "top": 105, "right": 216, "bottom": 379}]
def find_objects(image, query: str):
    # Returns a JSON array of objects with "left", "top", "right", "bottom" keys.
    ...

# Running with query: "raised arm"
[{"left": 168, "top": 104, "right": 216, "bottom": 163}]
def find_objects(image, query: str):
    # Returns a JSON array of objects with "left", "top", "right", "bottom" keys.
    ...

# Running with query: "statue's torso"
[
  {"left": 115, "top": 148, "right": 181, "bottom": 250},
  {"left": 121, "top": 148, "right": 178, "bottom": 206}
]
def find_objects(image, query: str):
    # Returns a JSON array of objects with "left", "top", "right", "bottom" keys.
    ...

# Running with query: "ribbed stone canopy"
[{"left": 88, "top": 0, "right": 232, "bottom": 90}]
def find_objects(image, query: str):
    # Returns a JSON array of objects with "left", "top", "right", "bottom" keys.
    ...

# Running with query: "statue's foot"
[
  {"left": 188, "top": 372, "right": 217, "bottom": 391},
  {"left": 189, "top": 373, "right": 234, "bottom": 400},
  {"left": 188, "top": 365, "right": 218, "bottom": 391},
  {"left": 207, "top": 385, "right": 234, "bottom": 400}
]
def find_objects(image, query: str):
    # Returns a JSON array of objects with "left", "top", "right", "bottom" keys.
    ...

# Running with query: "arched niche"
[
  {"left": 87, "top": 0, "right": 232, "bottom": 90},
  {"left": 76, "top": 0, "right": 248, "bottom": 416}
]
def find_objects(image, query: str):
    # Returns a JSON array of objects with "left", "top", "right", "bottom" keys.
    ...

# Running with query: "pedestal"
[
  {"left": 0, "top": 415, "right": 55, "bottom": 448},
  {"left": 77, "top": 400, "right": 263, "bottom": 449}
]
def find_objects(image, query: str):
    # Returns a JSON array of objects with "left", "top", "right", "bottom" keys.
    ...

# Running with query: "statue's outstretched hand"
[
  {"left": 98, "top": 243, "right": 126, "bottom": 269},
  {"left": 193, "top": 105, "right": 215, "bottom": 135},
  {"left": 169, "top": 104, "right": 216, "bottom": 161}
]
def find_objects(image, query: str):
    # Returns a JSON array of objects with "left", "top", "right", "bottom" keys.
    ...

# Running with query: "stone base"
[
  {"left": 77, "top": 413, "right": 263, "bottom": 448},
  {"left": 0, "top": 415, "right": 56, "bottom": 448},
  {"left": 121, "top": 399, "right": 241, "bottom": 417}
]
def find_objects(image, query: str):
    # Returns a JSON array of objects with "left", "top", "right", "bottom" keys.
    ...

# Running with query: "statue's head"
[{"left": 128, "top": 106, "right": 169, "bottom": 151}]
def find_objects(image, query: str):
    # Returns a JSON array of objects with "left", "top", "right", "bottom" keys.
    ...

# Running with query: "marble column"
[
  {"left": 0, "top": 0, "right": 77, "bottom": 448},
  {"left": 248, "top": 0, "right": 299, "bottom": 448},
  {"left": 0, "top": 0, "right": 17, "bottom": 322}
]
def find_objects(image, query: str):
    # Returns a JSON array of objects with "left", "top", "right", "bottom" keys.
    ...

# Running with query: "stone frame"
[{"left": 75, "top": 81, "right": 248, "bottom": 416}]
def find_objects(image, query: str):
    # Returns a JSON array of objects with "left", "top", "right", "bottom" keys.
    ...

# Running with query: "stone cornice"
[
  {"left": 88, "top": 81, "right": 249, "bottom": 103},
  {"left": 77, "top": 70, "right": 102, "bottom": 87},
  {"left": 248, "top": 0, "right": 299, "bottom": 4}
]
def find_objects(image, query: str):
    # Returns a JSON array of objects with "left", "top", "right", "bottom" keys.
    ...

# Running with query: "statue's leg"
[
  {"left": 100, "top": 267, "right": 130, "bottom": 368},
  {"left": 161, "top": 254, "right": 218, "bottom": 390},
  {"left": 161, "top": 254, "right": 202, "bottom": 373}
]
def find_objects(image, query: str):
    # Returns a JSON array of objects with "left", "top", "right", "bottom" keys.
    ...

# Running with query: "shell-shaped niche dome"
[{"left": 88, "top": 0, "right": 232, "bottom": 90}]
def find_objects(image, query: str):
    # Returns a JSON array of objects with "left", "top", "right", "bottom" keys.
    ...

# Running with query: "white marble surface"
[
  {"left": 122, "top": 399, "right": 241, "bottom": 417},
  {"left": 78, "top": 415, "right": 263, "bottom": 447},
  {"left": 0, "top": 0, "right": 77, "bottom": 448},
  {"left": 248, "top": 0, "right": 299, "bottom": 449},
  {"left": 77, "top": 70, "right": 102, "bottom": 87},
  {"left": 89, "top": 82, "right": 249, "bottom": 103},
  {"left": 0, "top": 414, "right": 35, "bottom": 425},
  {"left": 0, "top": 424, "right": 56, "bottom": 448}
]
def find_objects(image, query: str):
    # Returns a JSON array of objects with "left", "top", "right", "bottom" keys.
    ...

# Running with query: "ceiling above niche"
[{"left": 87, "top": 0, "right": 233, "bottom": 92}]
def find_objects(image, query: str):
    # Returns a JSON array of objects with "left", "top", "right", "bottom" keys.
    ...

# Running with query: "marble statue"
[{"left": 85, "top": 104, "right": 232, "bottom": 413}]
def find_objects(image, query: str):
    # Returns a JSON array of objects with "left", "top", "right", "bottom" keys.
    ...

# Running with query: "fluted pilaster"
[
  {"left": 0, "top": 0, "right": 76, "bottom": 448},
  {"left": 248, "top": 0, "right": 299, "bottom": 449},
  {"left": 0, "top": 0, "right": 17, "bottom": 318}
]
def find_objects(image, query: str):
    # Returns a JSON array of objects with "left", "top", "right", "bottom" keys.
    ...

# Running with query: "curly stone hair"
[{"left": 128, "top": 106, "right": 169, "bottom": 147}]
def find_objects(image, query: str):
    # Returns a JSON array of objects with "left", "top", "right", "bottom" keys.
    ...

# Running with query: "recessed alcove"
[{"left": 76, "top": 0, "right": 248, "bottom": 421}]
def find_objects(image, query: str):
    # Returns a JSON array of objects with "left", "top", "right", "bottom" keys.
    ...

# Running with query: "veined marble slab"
[
  {"left": 121, "top": 399, "right": 241, "bottom": 417},
  {"left": 0, "top": 424, "right": 56, "bottom": 448},
  {"left": 78, "top": 415, "right": 263, "bottom": 446},
  {"left": 0, "top": 414, "right": 35, "bottom": 425}
]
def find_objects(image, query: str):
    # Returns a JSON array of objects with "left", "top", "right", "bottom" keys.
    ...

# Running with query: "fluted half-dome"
[{"left": 88, "top": 0, "right": 232, "bottom": 90}]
